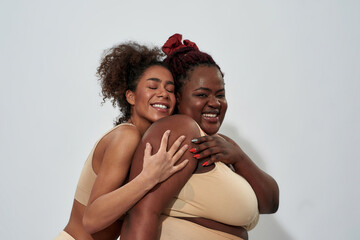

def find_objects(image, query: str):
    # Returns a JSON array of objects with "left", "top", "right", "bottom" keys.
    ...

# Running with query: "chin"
[
  {"left": 202, "top": 126, "right": 220, "bottom": 135},
  {"left": 153, "top": 114, "right": 170, "bottom": 122}
]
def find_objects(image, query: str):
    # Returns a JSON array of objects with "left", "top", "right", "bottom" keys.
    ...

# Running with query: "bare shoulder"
[
  {"left": 154, "top": 114, "right": 197, "bottom": 127},
  {"left": 218, "top": 133, "right": 238, "bottom": 146},
  {"left": 102, "top": 124, "right": 141, "bottom": 149},
  {"left": 143, "top": 114, "right": 199, "bottom": 140},
  {"left": 218, "top": 133, "right": 231, "bottom": 141}
]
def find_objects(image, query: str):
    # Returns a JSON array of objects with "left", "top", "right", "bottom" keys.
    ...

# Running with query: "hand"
[
  {"left": 190, "top": 135, "right": 243, "bottom": 167},
  {"left": 142, "top": 130, "right": 189, "bottom": 183}
]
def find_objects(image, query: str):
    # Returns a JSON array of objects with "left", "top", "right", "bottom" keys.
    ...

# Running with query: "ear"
[{"left": 126, "top": 90, "right": 135, "bottom": 105}]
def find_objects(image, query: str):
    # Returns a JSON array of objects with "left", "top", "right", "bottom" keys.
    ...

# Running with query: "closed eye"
[
  {"left": 166, "top": 86, "right": 175, "bottom": 93},
  {"left": 195, "top": 93, "right": 208, "bottom": 98}
]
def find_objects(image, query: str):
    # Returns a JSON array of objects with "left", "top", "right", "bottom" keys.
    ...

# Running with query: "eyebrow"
[
  {"left": 194, "top": 87, "right": 225, "bottom": 94},
  {"left": 147, "top": 78, "right": 161, "bottom": 82},
  {"left": 147, "top": 78, "right": 174, "bottom": 85},
  {"left": 194, "top": 87, "right": 211, "bottom": 92}
]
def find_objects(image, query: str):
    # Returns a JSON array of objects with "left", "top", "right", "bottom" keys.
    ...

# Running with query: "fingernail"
[
  {"left": 193, "top": 154, "right": 200, "bottom": 159},
  {"left": 189, "top": 148, "right": 196, "bottom": 153},
  {"left": 202, "top": 161, "right": 208, "bottom": 167},
  {"left": 191, "top": 139, "right": 198, "bottom": 143}
]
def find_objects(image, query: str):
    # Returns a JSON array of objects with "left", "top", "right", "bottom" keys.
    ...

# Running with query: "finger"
[
  {"left": 168, "top": 135, "right": 186, "bottom": 156},
  {"left": 144, "top": 142, "right": 152, "bottom": 157},
  {"left": 210, "top": 154, "right": 220, "bottom": 164},
  {"left": 199, "top": 157, "right": 212, "bottom": 167},
  {"left": 191, "top": 135, "right": 211, "bottom": 144},
  {"left": 158, "top": 130, "right": 171, "bottom": 151},
  {"left": 194, "top": 141, "right": 218, "bottom": 153},
  {"left": 202, "top": 154, "right": 220, "bottom": 167},
  {"left": 171, "top": 144, "right": 189, "bottom": 164},
  {"left": 195, "top": 146, "right": 222, "bottom": 160},
  {"left": 172, "top": 159, "right": 189, "bottom": 173}
]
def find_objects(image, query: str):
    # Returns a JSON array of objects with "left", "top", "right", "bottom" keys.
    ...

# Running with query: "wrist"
[
  {"left": 138, "top": 170, "right": 159, "bottom": 190},
  {"left": 232, "top": 150, "right": 243, "bottom": 165},
  {"left": 233, "top": 151, "right": 247, "bottom": 170}
]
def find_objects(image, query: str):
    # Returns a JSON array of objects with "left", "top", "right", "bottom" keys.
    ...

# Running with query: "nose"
[
  {"left": 157, "top": 86, "right": 169, "bottom": 99},
  {"left": 208, "top": 96, "right": 220, "bottom": 108}
]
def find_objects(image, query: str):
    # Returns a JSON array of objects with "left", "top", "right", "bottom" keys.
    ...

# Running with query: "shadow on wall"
[
  {"left": 249, "top": 214, "right": 293, "bottom": 240},
  {"left": 220, "top": 123, "right": 293, "bottom": 240}
]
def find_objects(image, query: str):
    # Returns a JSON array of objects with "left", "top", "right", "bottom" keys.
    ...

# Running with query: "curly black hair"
[{"left": 97, "top": 42, "right": 167, "bottom": 125}]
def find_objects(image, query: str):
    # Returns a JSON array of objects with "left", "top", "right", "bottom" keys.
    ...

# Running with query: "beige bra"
[{"left": 164, "top": 126, "right": 259, "bottom": 230}]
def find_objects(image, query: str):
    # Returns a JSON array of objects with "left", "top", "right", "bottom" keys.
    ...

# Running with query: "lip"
[
  {"left": 151, "top": 102, "right": 171, "bottom": 113},
  {"left": 202, "top": 111, "right": 220, "bottom": 123}
]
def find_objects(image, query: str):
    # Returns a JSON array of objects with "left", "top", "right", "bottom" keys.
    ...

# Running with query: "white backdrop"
[{"left": 1, "top": 1, "right": 359, "bottom": 239}]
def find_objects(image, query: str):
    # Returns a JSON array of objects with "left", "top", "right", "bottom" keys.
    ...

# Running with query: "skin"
[
  {"left": 62, "top": 65, "right": 189, "bottom": 240},
  {"left": 120, "top": 66, "right": 279, "bottom": 240}
]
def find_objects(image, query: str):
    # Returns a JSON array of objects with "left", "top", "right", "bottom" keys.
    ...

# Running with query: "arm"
[
  {"left": 120, "top": 115, "right": 201, "bottom": 240},
  {"left": 83, "top": 126, "right": 189, "bottom": 234},
  {"left": 191, "top": 134, "right": 279, "bottom": 214}
]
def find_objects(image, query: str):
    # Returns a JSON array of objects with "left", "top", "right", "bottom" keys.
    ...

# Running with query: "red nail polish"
[
  {"left": 193, "top": 154, "right": 200, "bottom": 159},
  {"left": 190, "top": 148, "right": 196, "bottom": 153},
  {"left": 202, "top": 161, "right": 208, "bottom": 166}
]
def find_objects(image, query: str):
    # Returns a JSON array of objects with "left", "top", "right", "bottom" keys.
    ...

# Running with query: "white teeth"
[
  {"left": 152, "top": 104, "right": 168, "bottom": 109},
  {"left": 203, "top": 113, "right": 217, "bottom": 118}
]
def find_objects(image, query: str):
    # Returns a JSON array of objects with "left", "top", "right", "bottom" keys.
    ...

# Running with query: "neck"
[{"left": 128, "top": 117, "right": 152, "bottom": 136}]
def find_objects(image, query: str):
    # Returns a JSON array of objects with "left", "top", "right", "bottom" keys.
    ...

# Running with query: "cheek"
[
  {"left": 170, "top": 95, "right": 176, "bottom": 108},
  {"left": 186, "top": 101, "right": 203, "bottom": 118},
  {"left": 138, "top": 89, "right": 150, "bottom": 99},
  {"left": 178, "top": 98, "right": 195, "bottom": 115},
  {"left": 221, "top": 101, "right": 228, "bottom": 116},
  {"left": 222, "top": 101, "right": 228, "bottom": 111}
]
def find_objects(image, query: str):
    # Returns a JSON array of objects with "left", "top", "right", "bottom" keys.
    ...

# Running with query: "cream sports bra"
[
  {"left": 163, "top": 130, "right": 259, "bottom": 230},
  {"left": 74, "top": 123, "right": 135, "bottom": 205}
]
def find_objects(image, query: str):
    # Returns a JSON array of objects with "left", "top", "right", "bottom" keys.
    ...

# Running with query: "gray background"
[{"left": 1, "top": 0, "right": 359, "bottom": 239}]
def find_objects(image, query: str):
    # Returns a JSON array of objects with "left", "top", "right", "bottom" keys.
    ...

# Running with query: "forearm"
[
  {"left": 83, "top": 173, "right": 157, "bottom": 234},
  {"left": 121, "top": 115, "right": 200, "bottom": 239},
  {"left": 121, "top": 162, "right": 196, "bottom": 240},
  {"left": 233, "top": 152, "right": 279, "bottom": 214},
  {"left": 121, "top": 162, "right": 195, "bottom": 240},
  {"left": 121, "top": 206, "right": 160, "bottom": 240}
]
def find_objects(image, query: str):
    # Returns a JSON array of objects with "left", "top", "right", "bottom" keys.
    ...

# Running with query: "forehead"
[
  {"left": 187, "top": 66, "right": 224, "bottom": 88},
  {"left": 141, "top": 65, "right": 173, "bottom": 81}
]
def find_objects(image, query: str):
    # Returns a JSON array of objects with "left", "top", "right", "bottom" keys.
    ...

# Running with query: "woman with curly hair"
[
  {"left": 54, "top": 42, "right": 189, "bottom": 240},
  {"left": 120, "top": 34, "right": 279, "bottom": 240}
]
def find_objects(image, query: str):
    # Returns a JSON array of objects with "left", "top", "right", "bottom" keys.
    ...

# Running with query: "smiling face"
[
  {"left": 127, "top": 65, "right": 176, "bottom": 126},
  {"left": 177, "top": 65, "right": 227, "bottom": 135}
]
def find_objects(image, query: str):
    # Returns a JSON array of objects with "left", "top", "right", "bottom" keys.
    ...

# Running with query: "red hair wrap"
[{"left": 162, "top": 33, "right": 199, "bottom": 56}]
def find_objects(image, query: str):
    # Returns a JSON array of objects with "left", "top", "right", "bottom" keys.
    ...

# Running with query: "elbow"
[
  {"left": 268, "top": 195, "right": 279, "bottom": 214},
  {"left": 259, "top": 182, "right": 280, "bottom": 214},
  {"left": 258, "top": 196, "right": 279, "bottom": 214},
  {"left": 270, "top": 181, "right": 280, "bottom": 213}
]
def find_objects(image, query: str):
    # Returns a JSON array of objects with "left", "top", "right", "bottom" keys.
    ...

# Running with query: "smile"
[
  {"left": 202, "top": 113, "right": 218, "bottom": 118},
  {"left": 202, "top": 111, "right": 220, "bottom": 123},
  {"left": 151, "top": 104, "right": 169, "bottom": 109}
]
